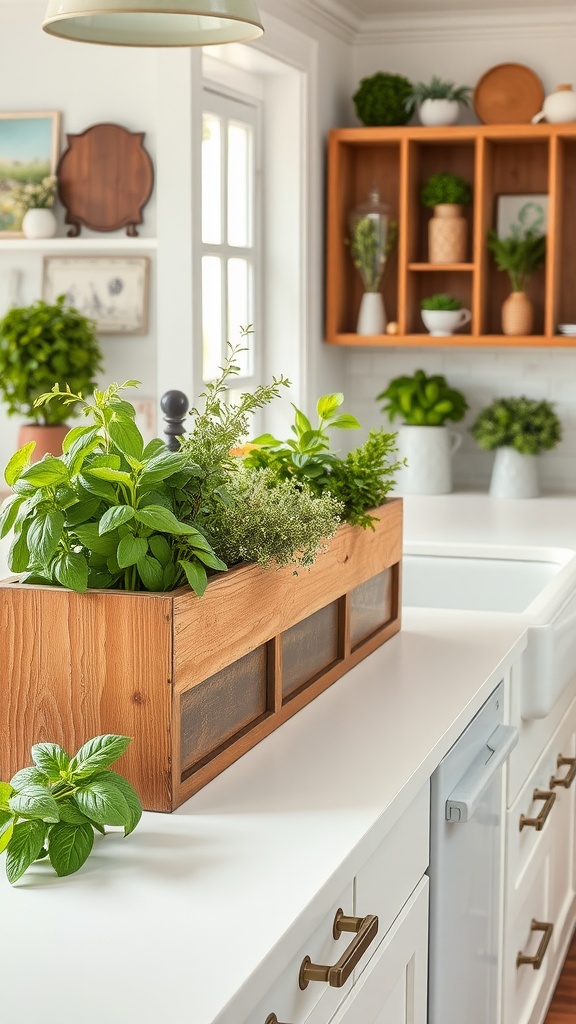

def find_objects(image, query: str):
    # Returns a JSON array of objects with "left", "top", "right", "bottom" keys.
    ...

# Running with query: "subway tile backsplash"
[{"left": 345, "top": 348, "right": 576, "bottom": 494}]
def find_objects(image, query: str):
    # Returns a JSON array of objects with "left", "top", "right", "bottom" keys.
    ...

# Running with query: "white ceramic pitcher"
[
  {"left": 395, "top": 424, "right": 462, "bottom": 495},
  {"left": 532, "top": 84, "right": 576, "bottom": 124}
]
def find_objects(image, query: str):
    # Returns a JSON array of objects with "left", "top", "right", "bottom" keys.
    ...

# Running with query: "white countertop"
[{"left": 2, "top": 492, "right": 576, "bottom": 1024}]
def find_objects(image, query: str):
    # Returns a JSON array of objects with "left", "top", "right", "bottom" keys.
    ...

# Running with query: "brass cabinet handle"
[
  {"left": 299, "top": 909, "right": 379, "bottom": 990},
  {"left": 519, "top": 789, "right": 556, "bottom": 831},
  {"left": 517, "top": 919, "right": 554, "bottom": 969},
  {"left": 550, "top": 755, "right": 576, "bottom": 789},
  {"left": 265, "top": 1016, "right": 290, "bottom": 1024}
]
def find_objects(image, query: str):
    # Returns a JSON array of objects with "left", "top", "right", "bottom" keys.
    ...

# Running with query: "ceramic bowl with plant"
[
  {"left": 420, "top": 293, "right": 472, "bottom": 336},
  {"left": 471, "top": 395, "right": 561, "bottom": 498},
  {"left": 377, "top": 368, "right": 468, "bottom": 495},
  {"left": 487, "top": 228, "right": 546, "bottom": 336},
  {"left": 353, "top": 72, "right": 413, "bottom": 127},
  {"left": 0, "top": 295, "right": 103, "bottom": 458},
  {"left": 421, "top": 172, "right": 472, "bottom": 263},
  {"left": 406, "top": 76, "right": 472, "bottom": 126}
]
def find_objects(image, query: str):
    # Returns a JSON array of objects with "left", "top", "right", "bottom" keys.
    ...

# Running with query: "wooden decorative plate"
[
  {"left": 474, "top": 63, "right": 544, "bottom": 124},
  {"left": 57, "top": 122, "right": 154, "bottom": 237}
]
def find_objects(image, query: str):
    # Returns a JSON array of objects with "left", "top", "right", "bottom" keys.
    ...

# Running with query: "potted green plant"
[
  {"left": 0, "top": 349, "right": 404, "bottom": 811},
  {"left": 0, "top": 734, "right": 142, "bottom": 884},
  {"left": 377, "top": 368, "right": 468, "bottom": 494},
  {"left": 470, "top": 395, "right": 561, "bottom": 498},
  {"left": 420, "top": 293, "right": 472, "bottom": 336},
  {"left": 421, "top": 172, "right": 473, "bottom": 263},
  {"left": 11, "top": 174, "right": 58, "bottom": 238},
  {"left": 405, "top": 76, "right": 472, "bottom": 126},
  {"left": 353, "top": 72, "right": 413, "bottom": 127},
  {"left": 347, "top": 188, "right": 398, "bottom": 335},
  {"left": 487, "top": 229, "right": 546, "bottom": 336},
  {"left": 0, "top": 296, "right": 103, "bottom": 459}
]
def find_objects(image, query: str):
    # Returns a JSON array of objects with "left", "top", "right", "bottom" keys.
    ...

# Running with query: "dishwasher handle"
[{"left": 445, "top": 724, "right": 518, "bottom": 824}]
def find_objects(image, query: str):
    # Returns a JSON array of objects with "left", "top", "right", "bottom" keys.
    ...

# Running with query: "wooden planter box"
[{"left": 1, "top": 500, "right": 402, "bottom": 811}]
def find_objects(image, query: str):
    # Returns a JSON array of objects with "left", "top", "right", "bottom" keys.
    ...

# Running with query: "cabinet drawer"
[
  {"left": 355, "top": 781, "right": 430, "bottom": 970},
  {"left": 244, "top": 883, "right": 356, "bottom": 1024},
  {"left": 507, "top": 668, "right": 576, "bottom": 807},
  {"left": 507, "top": 701, "right": 576, "bottom": 893}
]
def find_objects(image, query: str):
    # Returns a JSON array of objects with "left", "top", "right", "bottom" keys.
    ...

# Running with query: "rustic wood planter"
[{"left": 1, "top": 500, "right": 402, "bottom": 812}]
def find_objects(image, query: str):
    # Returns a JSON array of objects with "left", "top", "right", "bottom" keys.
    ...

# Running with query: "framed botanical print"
[
  {"left": 42, "top": 255, "right": 150, "bottom": 335},
  {"left": 0, "top": 112, "right": 60, "bottom": 236}
]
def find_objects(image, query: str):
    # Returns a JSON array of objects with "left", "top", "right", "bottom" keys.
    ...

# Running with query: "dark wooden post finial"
[{"left": 160, "top": 390, "right": 189, "bottom": 451}]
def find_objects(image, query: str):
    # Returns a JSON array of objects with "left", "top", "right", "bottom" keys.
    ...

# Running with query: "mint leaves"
[{"left": 0, "top": 734, "right": 142, "bottom": 883}]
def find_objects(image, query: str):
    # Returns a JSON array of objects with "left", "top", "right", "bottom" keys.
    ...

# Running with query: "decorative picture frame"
[
  {"left": 42, "top": 255, "right": 150, "bottom": 335},
  {"left": 496, "top": 193, "right": 548, "bottom": 239},
  {"left": 0, "top": 112, "right": 60, "bottom": 236}
]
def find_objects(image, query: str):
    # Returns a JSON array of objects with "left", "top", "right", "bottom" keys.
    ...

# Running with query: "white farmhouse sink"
[{"left": 403, "top": 543, "right": 576, "bottom": 720}]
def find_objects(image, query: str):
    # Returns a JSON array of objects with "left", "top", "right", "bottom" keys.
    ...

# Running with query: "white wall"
[{"left": 344, "top": 19, "right": 576, "bottom": 492}]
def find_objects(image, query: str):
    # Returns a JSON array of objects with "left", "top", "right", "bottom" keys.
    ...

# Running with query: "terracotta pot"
[
  {"left": 502, "top": 291, "right": 533, "bottom": 336},
  {"left": 17, "top": 423, "right": 70, "bottom": 461},
  {"left": 428, "top": 203, "right": 467, "bottom": 263}
]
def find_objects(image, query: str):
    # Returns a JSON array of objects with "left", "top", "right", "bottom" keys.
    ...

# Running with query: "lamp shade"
[{"left": 42, "top": 0, "right": 264, "bottom": 46}]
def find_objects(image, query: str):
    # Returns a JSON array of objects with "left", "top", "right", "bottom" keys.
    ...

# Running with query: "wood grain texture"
[{"left": 544, "top": 929, "right": 576, "bottom": 1023}]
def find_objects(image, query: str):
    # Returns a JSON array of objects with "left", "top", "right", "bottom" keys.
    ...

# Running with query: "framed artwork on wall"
[
  {"left": 496, "top": 193, "right": 548, "bottom": 239},
  {"left": 0, "top": 112, "right": 60, "bottom": 236},
  {"left": 42, "top": 255, "right": 150, "bottom": 335}
]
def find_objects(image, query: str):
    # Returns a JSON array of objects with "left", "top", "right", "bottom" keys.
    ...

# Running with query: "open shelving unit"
[{"left": 325, "top": 123, "right": 576, "bottom": 347}]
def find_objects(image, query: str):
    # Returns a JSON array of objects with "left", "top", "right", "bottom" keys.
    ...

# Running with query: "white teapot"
[{"left": 532, "top": 83, "right": 576, "bottom": 123}]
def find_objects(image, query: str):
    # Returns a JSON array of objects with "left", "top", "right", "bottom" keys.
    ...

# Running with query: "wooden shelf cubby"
[{"left": 325, "top": 123, "right": 576, "bottom": 347}]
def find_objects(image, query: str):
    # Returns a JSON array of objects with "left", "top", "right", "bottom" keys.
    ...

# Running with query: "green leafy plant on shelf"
[
  {"left": 1, "top": 338, "right": 403, "bottom": 590},
  {"left": 420, "top": 293, "right": 462, "bottom": 311},
  {"left": 0, "top": 734, "right": 142, "bottom": 884},
  {"left": 421, "top": 173, "right": 472, "bottom": 208},
  {"left": 347, "top": 217, "right": 398, "bottom": 292},
  {"left": 405, "top": 76, "right": 472, "bottom": 114},
  {"left": 0, "top": 296, "right": 103, "bottom": 424},
  {"left": 470, "top": 396, "right": 561, "bottom": 455},
  {"left": 352, "top": 72, "right": 413, "bottom": 127},
  {"left": 487, "top": 229, "right": 546, "bottom": 292},
  {"left": 377, "top": 368, "right": 469, "bottom": 427}
]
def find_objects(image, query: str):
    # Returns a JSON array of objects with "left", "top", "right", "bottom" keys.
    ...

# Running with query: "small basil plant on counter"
[
  {"left": 377, "top": 368, "right": 468, "bottom": 427},
  {"left": 0, "top": 734, "right": 142, "bottom": 884},
  {"left": 470, "top": 396, "right": 562, "bottom": 455}
]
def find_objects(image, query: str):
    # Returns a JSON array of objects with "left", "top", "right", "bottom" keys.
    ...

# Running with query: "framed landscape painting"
[
  {"left": 42, "top": 255, "right": 150, "bottom": 334},
  {"left": 0, "top": 112, "right": 60, "bottom": 236}
]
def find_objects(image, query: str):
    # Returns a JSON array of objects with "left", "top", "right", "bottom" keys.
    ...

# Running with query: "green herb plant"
[
  {"left": 487, "top": 229, "right": 546, "bottom": 292},
  {"left": 377, "top": 368, "right": 468, "bottom": 427},
  {"left": 420, "top": 293, "right": 462, "bottom": 312},
  {"left": 0, "top": 296, "right": 103, "bottom": 424},
  {"left": 348, "top": 218, "right": 398, "bottom": 292},
  {"left": 405, "top": 76, "right": 472, "bottom": 114},
  {"left": 353, "top": 72, "right": 413, "bottom": 127},
  {"left": 421, "top": 173, "right": 472, "bottom": 208},
  {"left": 470, "top": 396, "right": 561, "bottom": 455},
  {"left": 241, "top": 393, "right": 402, "bottom": 529},
  {"left": 0, "top": 734, "right": 142, "bottom": 884}
]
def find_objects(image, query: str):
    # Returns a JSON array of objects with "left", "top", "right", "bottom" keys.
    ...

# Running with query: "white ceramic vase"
[
  {"left": 22, "top": 207, "right": 57, "bottom": 239},
  {"left": 419, "top": 98, "right": 460, "bottom": 126},
  {"left": 489, "top": 447, "right": 540, "bottom": 499},
  {"left": 395, "top": 425, "right": 462, "bottom": 495},
  {"left": 357, "top": 292, "right": 386, "bottom": 335}
]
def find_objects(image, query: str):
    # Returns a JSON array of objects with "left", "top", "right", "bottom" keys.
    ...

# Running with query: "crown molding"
[
  {"left": 263, "top": 0, "right": 358, "bottom": 43},
  {"left": 356, "top": 7, "right": 576, "bottom": 44}
]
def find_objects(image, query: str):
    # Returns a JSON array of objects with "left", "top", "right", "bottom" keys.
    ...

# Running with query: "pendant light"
[{"left": 42, "top": 0, "right": 264, "bottom": 47}]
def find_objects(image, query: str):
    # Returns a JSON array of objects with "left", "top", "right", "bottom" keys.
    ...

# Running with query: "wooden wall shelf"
[{"left": 326, "top": 123, "right": 576, "bottom": 347}]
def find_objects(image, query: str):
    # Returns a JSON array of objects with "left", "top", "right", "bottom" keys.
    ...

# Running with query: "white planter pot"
[
  {"left": 421, "top": 307, "right": 472, "bottom": 336},
  {"left": 395, "top": 425, "right": 462, "bottom": 495},
  {"left": 357, "top": 292, "right": 386, "bottom": 335},
  {"left": 22, "top": 208, "right": 57, "bottom": 239},
  {"left": 419, "top": 98, "right": 461, "bottom": 126},
  {"left": 489, "top": 447, "right": 540, "bottom": 499}
]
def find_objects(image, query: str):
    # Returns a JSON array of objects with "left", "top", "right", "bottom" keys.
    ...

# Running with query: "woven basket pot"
[
  {"left": 428, "top": 203, "right": 467, "bottom": 263},
  {"left": 502, "top": 291, "right": 533, "bottom": 336}
]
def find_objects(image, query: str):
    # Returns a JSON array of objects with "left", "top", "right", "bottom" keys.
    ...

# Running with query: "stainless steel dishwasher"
[{"left": 428, "top": 681, "right": 518, "bottom": 1024}]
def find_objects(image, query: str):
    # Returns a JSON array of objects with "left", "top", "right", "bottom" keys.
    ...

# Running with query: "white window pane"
[
  {"left": 202, "top": 255, "right": 223, "bottom": 381},
  {"left": 227, "top": 122, "right": 251, "bottom": 248},
  {"left": 228, "top": 258, "right": 252, "bottom": 376},
  {"left": 202, "top": 113, "right": 222, "bottom": 245}
]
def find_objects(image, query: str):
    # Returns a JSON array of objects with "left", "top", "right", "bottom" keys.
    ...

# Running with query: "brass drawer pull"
[
  {"left": 265, "top": 1016, "right": 290, "bottom": 1024},
  {"left": 517, "top": 919, "right": 553, "bottom": 969},
  {"left": 299, "top": 909, "right": 379, "bottom": 990},
  {"left": 519, "top": 789, "right": 556, "bottom": 831},
  {"left": 550, "top": 755, "right": 576, "bottom": 789}
]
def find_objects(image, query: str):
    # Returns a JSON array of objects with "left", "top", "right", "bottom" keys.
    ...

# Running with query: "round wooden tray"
[{"left": 474, "top": 63, "right": 544, "bottom": 124}]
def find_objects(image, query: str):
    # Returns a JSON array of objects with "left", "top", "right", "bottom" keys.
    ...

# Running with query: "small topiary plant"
[
  {"left": 377, "top": 368, "right": 468, "bottom": 427},
  {"left": 421, "top": 293, "right": 462, "bottom": 311},
  {"left": 353, "top": 72, "right": 413, "bottom": 127},
  {"left": 470, "top": 396, "right": 561, "bottom": 455},
  {"left": 421, "top": 173, "right": 472, "bottom": 208}
]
